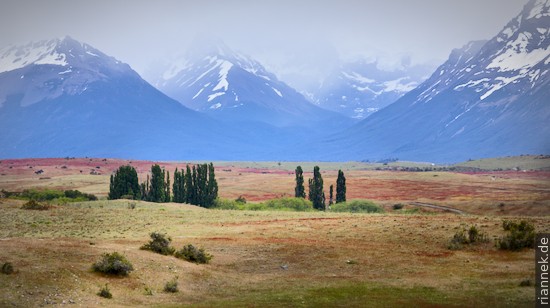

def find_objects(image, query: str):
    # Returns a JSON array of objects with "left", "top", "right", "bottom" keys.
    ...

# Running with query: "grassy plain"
[{"left": 0, "top": 156, "right": 549, "bottom": 307}]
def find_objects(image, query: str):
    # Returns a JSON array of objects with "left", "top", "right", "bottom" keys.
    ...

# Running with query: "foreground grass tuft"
[
  {"left": 1, "top": 262, "right": 14, "bottom": 275},
  {"left": 97, "top": 284, "right": 112, "bottom": 299},
  {"left": 164, "top": 277, "right": 179, "bottom": 293},
  {"left": 21, "top": 200, "right": 50, "bottom": 210},
  {"left": 448, "top": 225, "right": 489, "bottom": 250}
]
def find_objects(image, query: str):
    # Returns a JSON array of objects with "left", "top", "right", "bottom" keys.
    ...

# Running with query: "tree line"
[
  {"left": 109, "top": 163, "right": 218, "bottom": 208},
  {"left": 294, "top": 166, "right": 346, "bottom": 210}
]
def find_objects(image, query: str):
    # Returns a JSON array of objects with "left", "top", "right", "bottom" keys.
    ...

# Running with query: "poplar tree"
[
  {"left": 206, "top": 163, "right": 218, "bottom": 208},
  {"left": 165, "top": 170, "right": 171, "bottom": 202},
  {"left": 308, "top": 166, "right": 325, "bottom": 210},
  {"left": 294, "top": 166, "right": 306, "bottom": 198},
  {"left": 149, "top": 164, "right": 166, "bottom": 203},
  {"left": 184, "top": 165, "right": 193, "bottom": 204},
  {"left": 329, "top": 184, "right": 334, "bottom": 206},
  {"left": 336, "top": 169, "right": 346, "bottom": 203}
]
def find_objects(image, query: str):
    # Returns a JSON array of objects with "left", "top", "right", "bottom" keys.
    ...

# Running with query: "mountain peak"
[
  {"left": 0, "top": 36, "right": 121, "bottom": 75},
  {"left": 186, "top": 36, "right": 235, "bottom": 60}
]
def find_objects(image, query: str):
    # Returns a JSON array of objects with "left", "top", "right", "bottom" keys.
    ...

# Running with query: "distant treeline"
[{"left": 109, "top": 163, "right": 218, "bottom": 208}]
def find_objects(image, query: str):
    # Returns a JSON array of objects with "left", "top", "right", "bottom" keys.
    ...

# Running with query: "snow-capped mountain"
[
  {"left": 312, "top": 60, "right": 433, "bottom": 119},
  {"left": 307, "top": 0, "right": 550, "bottom": 162},
  {"left": 0, "top": 36, "right": 134, "bottom": 109},
  {"left": 0, "top": 36, "right": 269, "bottom": 160},
  {"left": 154, "top": 39, "right": 349, "bottom": 128}
]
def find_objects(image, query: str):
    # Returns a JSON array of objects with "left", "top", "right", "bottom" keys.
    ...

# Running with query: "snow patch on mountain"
[
  {"left": 212, "top": 60, "right": 232, "bottom": 91},
  {"left": 527, "top": 0, "right": 550, "bottom": 19},
  {"left": 0, "top": 39, "right": 68, "bottom": 73},
  {"left": 208, "top": 92, "right": 225, "bottom": 102}
]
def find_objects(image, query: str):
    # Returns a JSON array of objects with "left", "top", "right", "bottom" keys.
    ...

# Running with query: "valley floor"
[
  {"left": 0, "top": 157, "right": 549, "bottom": 306},
  {"left": 0, "top": 199, "right": 548, "bottom": 307}
]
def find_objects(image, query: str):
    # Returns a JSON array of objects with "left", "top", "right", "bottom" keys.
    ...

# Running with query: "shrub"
[
  {"left": 497, "top": 220, "right": 535, "bottom": 251},
  {"left": 1, "top": 262, "right": 14, "bottom": 275},
  {"left": 64, "top": 190, "right": 97, "bottom": 201},
  {"left": 263, "top": 197, "right": 314, "bottom": 211},
  {"left": 175, "top": 244, "right": 212, "bottom": 264},
  {"left": 448, "top": 225, "right": 489, "bottom": 250},
  {"left": 98, "top": 284, "right": 112, "bottom": 299},
  {"left": 164, "top": 277, "right": 179, "bottom": 293},
  {"left": 144, "top": 286, "right": 154, "bottom": 296},
  {"left": 21, "top": 200, "right": 50, "bottom": 210},
  {"left": 392, "top": 203, "right": 404, "bottom": 210},
  {"left": 141, "top": 232, "right": 175, "bottom": 255},
  {"left": 21, "top": 189, "right": 63, "bottom": 201},
  {"left": 213, "top": 198, "right": 243, "bottom": 210},
  {"left": 92, "top": 252, "right": 134, "bottom": 276},
  {"left": 331, "top": 200, "right": 384, "bottom": 213},
  {"left": 519, "top": 279, "right": 532, "bottom": 287}
]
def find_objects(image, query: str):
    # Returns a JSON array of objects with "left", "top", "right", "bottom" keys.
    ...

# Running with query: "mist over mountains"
[{"left": 0, "top": 0, "right": 548, "bottom": 162}]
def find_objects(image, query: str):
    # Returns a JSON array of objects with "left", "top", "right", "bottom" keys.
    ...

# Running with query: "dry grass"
[
  {"left": 0, "top": 198, "right": 548, "bottom": 306},
  {"left": 1, "top": 158, "right": 548, "bottom": 216},
  {"left": 0, "top": 157, "right": 548, "bottom": 306}
]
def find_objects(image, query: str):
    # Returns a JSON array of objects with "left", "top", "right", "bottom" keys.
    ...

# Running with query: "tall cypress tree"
[
  {"left": 329, "top": 184, "right": 334, "bottom": 206},
  {"left": 173, "top": 168, "right": 180, "bottom": 203},
  {"left": 149, "top": 164, "right": 166, "bottom": 203},
  {"left": 165, "top": 170, "right": 171, "bottom": 202},
  {"left": 108, "top": 165, "right": 140, "bottom": 200},
  {"left": 184, "top": 165, "right": 193, "bottom": 204},
  {"left": 206, "top": 163, "right": 218, "bottom": 208},
  {"left": 308, "top": 166, "right": 325, "bottom": 210},
  {"left": 336, "top": 169, "right": 346, "bottom": 203},
  {"left": 294, "top": 166, "right": 306, "bottom": 198}
]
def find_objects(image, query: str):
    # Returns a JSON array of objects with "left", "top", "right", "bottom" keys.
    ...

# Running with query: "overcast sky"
[{"left": 0, "top": 0, "right": 528, "bottom": 82}]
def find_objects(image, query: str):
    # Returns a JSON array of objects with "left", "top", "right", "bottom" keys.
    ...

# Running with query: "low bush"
[
  {"left": 235, "top": 195, "right": 247, "bottom": 204},
  {"left": 263, "top": 197, "right": 314, "bottom": 211},
  {"left": 448, "top": 225, "right": 489, "bottom": 250},
  {"left": 1, "top": 262, "right": 14, "bottom": 275},
  {"left": 14, "top": 189, "right": 97, "bottom": 203},
  {"left": 92, "top": 252, "right": 134, "bottom": 276},
  {"left": 140, "top": 232, "right": 175, "bottom": 255},
  {"left": 175, "top": 244, "right": 212, "bottom": 264},
  {"left": 213, "top": 198, "right": 243, "bottom": 210},
  {"left": 392, "top": 203, "right": 404, "bottom": 210},
  {"left": 519, "top": 279, "right": 532, "bottom": 287},
  {"left": 21, "top": 200, "right": 50, "bottom": 210},
  {"left": 98, "top": 284, "right": 112, "bottom": 299},
  {"left": 497, "top": 220, "right": 535, "bottom": 251},
  {"left": 21, "top": 189, "right": 64, "bottom": 201},
  {"left": 164, "top": 277, "right": 179, "bottom": 293},
  {"left": 331, "top": 200, "right": 384, "bottom": 213},
  {"left": 213, "top": 197, "right": 313, "bottom": 212},
  {"left": 64, "top": 190, "right": 97, "bottom": 201}
]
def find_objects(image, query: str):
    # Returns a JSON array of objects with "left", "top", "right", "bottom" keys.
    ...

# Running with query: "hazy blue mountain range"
[
  {"left": 153, "top": 38, "right": 350, "bottom": 130},
  {"left": 0, "top": 0, "right": 548, "bottom": 162},
  {"left": 0, "top": 37, "right": 290, "bottom": 160},
  {"left": 306, "top": 0, "right": 549, "bottom": 162},
  {"left": 310, "top": 59, "right": 433, "bottom": 119}
]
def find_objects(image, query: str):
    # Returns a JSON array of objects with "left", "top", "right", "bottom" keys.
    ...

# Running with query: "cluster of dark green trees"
[
  {"left": 109, "top": 163, "right": 218, "bottom": 208},
  {"left": 294, "top": 166, "right": 346, "bottom": 210},
  {"left": 172, "top": 164, "right": 218, "bottom": 207}
]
